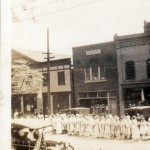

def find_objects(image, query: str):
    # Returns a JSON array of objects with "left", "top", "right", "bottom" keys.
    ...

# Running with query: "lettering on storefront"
[{"left": 86, "top": 49, "right": 101, "bottom": 55}]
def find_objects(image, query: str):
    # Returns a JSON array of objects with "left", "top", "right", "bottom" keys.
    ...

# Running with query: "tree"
[
  {"left": 12, "top": 59, "right": 43, "bottom": 94},
  {"left": 12, "top": 59, "right": 44, "bottom": 116}
]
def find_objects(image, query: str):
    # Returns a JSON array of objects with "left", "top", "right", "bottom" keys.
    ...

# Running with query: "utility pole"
[{"left": 43, "top": 29, "right": 54, "bottom": 115}]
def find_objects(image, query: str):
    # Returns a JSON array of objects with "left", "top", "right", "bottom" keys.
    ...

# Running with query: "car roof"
[
  {"left": 61, "top": 107, "right": 90, "bottom": 112},
  {"left": 12, "top": 119, "right": 52, "bottom": 129},
  {"left": 124, "top": 106, "right": 150, "bottom": 111}
]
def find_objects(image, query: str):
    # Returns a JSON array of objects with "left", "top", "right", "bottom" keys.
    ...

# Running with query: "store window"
[
  {"left": 125, "top": 61, "right": 135, "bottom": 80},
  {"left": 58, "top": 71, "right": 65, "bottom": 85}
]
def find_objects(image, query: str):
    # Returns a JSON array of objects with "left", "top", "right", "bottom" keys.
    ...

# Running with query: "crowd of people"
[
  {"left": 39, "top": 113, "right": 150, "bottom": 141},
  {"left": 13, "top": 109, "right": 150, "bottom": 141}
]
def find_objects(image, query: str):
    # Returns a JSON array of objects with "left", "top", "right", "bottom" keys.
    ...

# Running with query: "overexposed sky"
[{"left": 12, "top": 0, "right": 150, "bottom": 59}]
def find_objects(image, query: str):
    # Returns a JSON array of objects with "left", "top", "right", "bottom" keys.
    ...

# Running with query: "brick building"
[
  {"left": 72, "top": 42, "right": 119, "bottom": 115},
  {"left": 115, "top": 21, "right": 150, "bottom": 115}
]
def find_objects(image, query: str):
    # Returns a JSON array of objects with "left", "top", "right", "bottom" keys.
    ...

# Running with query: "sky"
[{"left": 12, "top": 0, "right": 150, "bottom": 61}]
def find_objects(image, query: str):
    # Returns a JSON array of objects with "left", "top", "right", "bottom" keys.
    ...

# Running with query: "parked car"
[
  {"left": 60, "top": 107, "right": 90, "bottom": 116},
  {"left": 124, "top": 106, "right": 150, "bottom": 120},
  {"left": 11, "top": 120, "right": 74, "bottom": 150}
]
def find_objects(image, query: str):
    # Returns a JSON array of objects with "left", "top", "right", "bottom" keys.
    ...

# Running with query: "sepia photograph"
[{"left": 1, "top": 0, "right": 150, "bottom": 149}]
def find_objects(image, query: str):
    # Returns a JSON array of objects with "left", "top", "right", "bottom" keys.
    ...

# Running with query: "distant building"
[
  {"left": 114, "top": 21, "right": 150, "bottom": 115},
  {"left": 72, "top": 42, "right": 119, "bottom": 115},
  {"left": 33, "top": 58, "right": 73, "bottom": 115},
  {"left": 12, "top": 50, "right": 74, "bottom": 117}
]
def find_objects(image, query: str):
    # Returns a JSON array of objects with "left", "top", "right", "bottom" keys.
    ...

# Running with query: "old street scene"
[{"left": 10, "top": 0, "right": 150, "bottom": 150}]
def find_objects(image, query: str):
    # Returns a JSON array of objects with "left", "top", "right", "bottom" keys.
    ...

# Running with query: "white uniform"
[
  {"left": 147, "top": 118, "right": 150, "bottom": 136},
  {"left": 104, "top": 118, "right": 111, "bottom": 139},
  {"left": 131, "top": 119, "right": 140, "bottom": 140},
  {"left": 124, "top": 117, "right": 132, "bottom": 139},
  {"left": 55, "top": 116, "right": 62, "bottom": 134},
  {"left": 92, "top": 117, "right": 100, "bottom": 138},
  {"left": 139, "top": 120, "right": 148, "bottom": 137}
]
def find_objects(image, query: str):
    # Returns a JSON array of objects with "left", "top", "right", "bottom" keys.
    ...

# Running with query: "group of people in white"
[
  {"left": 40, "top": 113, "right": 150, "bottom": 141},
  {"left": 13, "top": 109, "right": 150, "bottom": 141}
]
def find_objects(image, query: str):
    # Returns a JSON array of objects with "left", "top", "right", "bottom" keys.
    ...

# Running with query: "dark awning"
[{"left": 121, "top": 81, "right": 150, "bottom": 89}]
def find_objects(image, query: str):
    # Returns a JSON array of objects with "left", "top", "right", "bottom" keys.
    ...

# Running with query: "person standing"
[
  {"left": 55, "top": 113, "right": 62, "bottom": 135},
  {"left": 14, "top": 110, "right": 19, "bottom": 119},
  {"left": 131, "top": 116, "right": 140, "bottom": 141},
  {"left": 67, "top": 114, "right": 76, "bottom": 135},
  {"left": 114, "top": 116, "right": 121, "bottom": 139},
  {"left": 139, "top": 117, "right": 148, "bottom": 140},
  {"left": 109, "top": 115, "right": 115, "bottom": 139},
  {"left": 74, "top": 114, "right": 81, "bottom": 135},
  {"left": 79, "top": 115, "right": 86, "bottom": 136},
  {"left": 147, "top": 117, "right": 150, "bottom": 136},
  {"left": 34, "top": 109, "right": 38, "bottom": 118},
  {"left": 104, "top": 115, "right": 111, "bottom": 139},
  {"left": 124, "top": 115, "right": 132, "bottom": 139},
  {"left": 92, "top": 115, "right": 101, "bottom": 138},
  {"left": 99, "top": 116, "right": 105, "bottom": 138},
  {"left": 39, "top": 109, "right": 44, "bottom": 119}
]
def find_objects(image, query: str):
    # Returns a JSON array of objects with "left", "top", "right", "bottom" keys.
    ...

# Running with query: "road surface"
[{"left": 44, "top": 134, "right": 150, "bottom": 150}]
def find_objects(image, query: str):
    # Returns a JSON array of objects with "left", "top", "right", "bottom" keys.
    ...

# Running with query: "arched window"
[
  {"left": 147, "top": 59, "right": 150, "bottom": 79},
  {"left": 125, "top": 61, "right": 135, "bottom": 80}
]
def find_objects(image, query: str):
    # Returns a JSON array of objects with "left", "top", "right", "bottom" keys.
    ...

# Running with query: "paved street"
[{"left": 44, "top": 134, "right": 150, "bottom": 150}]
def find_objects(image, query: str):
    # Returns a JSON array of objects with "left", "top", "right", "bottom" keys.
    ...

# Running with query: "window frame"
[
  {"left": 84, "top": 66, "right": 106, "bottom": 82},
  {"left": 125, "top": 60, "right": 135, "bottom": 80},
  {"left": 57, "top": 70, "right": 65, "bottom": 85}
]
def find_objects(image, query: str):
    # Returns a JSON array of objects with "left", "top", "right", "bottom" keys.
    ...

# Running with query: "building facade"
[
  {"left": 33, "top": 58, "right": 74, "bottom": 115},
  {"left": 12, "top": 50, "right": 74, "bottom": 117},
  {"left": 115, "top": 21, "right": 150, "bottom": 115},
  {"left": 72, "top": 42, "right": 119, "bottom": 115}
]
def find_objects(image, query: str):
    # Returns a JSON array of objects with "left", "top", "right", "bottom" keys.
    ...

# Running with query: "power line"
[
  {"left": 12, "top": 0, "right": 101, "bottom": 23},
  {"left": 12, "top": 0, "right": 59, "bottom": 9},
  {"left": 12, "top": 0, "right": 60, "bottom": 14}
]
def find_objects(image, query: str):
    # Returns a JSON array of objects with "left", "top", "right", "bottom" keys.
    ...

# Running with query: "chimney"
[{"left": 144, "top": 20, "right": 150, "bottom": 34}]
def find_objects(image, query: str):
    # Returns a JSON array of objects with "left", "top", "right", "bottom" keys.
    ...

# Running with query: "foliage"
[{"left": 12, "top": 59, "right": 43, "bottom": 94}]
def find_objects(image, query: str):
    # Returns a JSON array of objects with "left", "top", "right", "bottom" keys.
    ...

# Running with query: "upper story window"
[
  {"left": 85, "top": 66, "right": 106, "bottom": 82},
  {"left": 125, "top": 60, "right": 135, "bottom": 80},
  {"left": 58, "top": 71, "right": 65, "bottom": 85},
  {"left": 147, "top": 59, "right": 150, "bottom": 79}
]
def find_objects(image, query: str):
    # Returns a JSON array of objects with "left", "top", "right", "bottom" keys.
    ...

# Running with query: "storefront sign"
[{"left": 86, "top": 49, "right": 101, "bottom": 55}]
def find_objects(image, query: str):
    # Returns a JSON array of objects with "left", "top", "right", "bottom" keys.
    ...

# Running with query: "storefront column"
[
  {"left": 37, "top": 90, "right": 43, "bottom": 113},
  {"left": 107, "top": 92, "right": 110, "bottom": 113},
  {"left": 21, "top": 96, "right": 24, "bottom": 115},
  {"left": 69, "top": 93, "right": 71, "bottom": 108},
  {"left": 50, "top": 94, "right": 53, "bottom": 114}
]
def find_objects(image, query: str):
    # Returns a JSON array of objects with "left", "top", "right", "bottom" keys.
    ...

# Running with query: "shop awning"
[{"left": 121, "top": 81, "right": 150, "bottom": 89}]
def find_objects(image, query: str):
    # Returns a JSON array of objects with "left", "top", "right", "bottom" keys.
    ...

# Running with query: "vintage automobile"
[
  {"left": 124, "top": 106, "right": 150, "bottom": 120},
  {"left": 11, "top": 119, "right": 74, "bottom": 150},
  {"left": 60, "top": 107, "right": 90, "bottom": 116}
]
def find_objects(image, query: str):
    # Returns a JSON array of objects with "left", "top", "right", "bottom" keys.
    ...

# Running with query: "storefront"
[
  {"left": 11, "top": 94, "right": 37, "bottom": 118},
  {"left": 77, "top": 90, "right": 117, "bottom": 115},
  {"left": 122, "top": 82, "right": 150, "bottom": 108}
]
